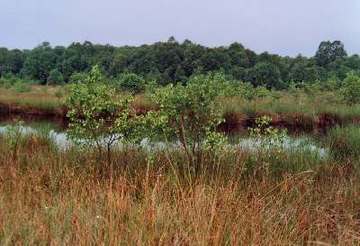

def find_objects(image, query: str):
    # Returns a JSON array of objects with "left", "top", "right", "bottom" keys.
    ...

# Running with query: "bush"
[
  {"left": 115, "top": 73, "right": 145, "bottom": 94},
  {"left": 232, "top": 82, "right": 271, "bottom": 100},
  {"left": 69, "top": 72, "right": 88, "bottom": 84},
  {"left": 151, "top": 73, "right": 228, "bottom": 166},
  {"left": 341, "top": 72, "right": 360, "bottom": 104},
  {"left": 254, "top": 86, "right": 271, "bottom": 98},
  {"left": 47, "top": 69, "right": 64, "bottom": 85},
  {"left": 238, "top": 82, "right": 256, "bottom": 100},
  {"left": 66, "top": 66, "right": 150, "bottom": 167},
  {"left": 245, "top": 116, "right": 326, "bottom": 176}
]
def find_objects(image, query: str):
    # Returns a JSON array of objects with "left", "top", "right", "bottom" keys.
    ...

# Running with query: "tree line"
[{"left": 0, "top": 38, "right": 359, "bottom": 89}]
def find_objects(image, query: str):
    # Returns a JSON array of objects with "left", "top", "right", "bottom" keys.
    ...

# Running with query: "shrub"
[
  {"left": 69, "top": 72, "right": 88, "bottom": 84},
  {"left": 246, "top": 116, "right": 325, "bottom": 176},
  {"left": 254, "top": 86, "right": 271, "bottom": 98},
  {"left": 151, "top": 73, "right": 228, "bottom": 167},
  {"left": 248, "top": 115, "right": 288, "bottom": 158},
  {"left": 238, "top": 82, "right": 256, "bottom": 100},
  {"left": 47, "top": 69, "right": 64, "bottom": 85},
  {"left": 66, "top": 66, "right": 150, "bottom": 168},
  {"left": 114, "top": 73, "right": 145, "bottom": 94},
  {"left": 341, "top": 72, "right": 360, "bottom": 104}
]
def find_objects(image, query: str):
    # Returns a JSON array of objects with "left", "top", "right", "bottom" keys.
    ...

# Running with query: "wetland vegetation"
[{"left": 1, "top": 39, "right": 360, "bottom": 244}]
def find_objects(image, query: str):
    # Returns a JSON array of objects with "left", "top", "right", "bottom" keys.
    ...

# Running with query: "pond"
[
  {"left": 0, "top": 122, "right": 69, "bottom": 149},
  {"left": 0, "top": 120, "right": 329, "bottom": 158}
]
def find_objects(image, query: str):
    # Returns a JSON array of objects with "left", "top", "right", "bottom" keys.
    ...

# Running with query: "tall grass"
[
  {"left": 218, "top": 91, "right": 360, "bottom": 119},
  {"left": 0, "top": 86, "right": 65, "bottom": 111},
  {"left": 0, "top": 130, "right": 359, "bottom": 244},
  {"left": 327, "top": 125, "right": 360, "bottom": 161}
]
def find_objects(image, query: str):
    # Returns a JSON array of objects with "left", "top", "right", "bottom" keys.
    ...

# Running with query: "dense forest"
[{"left": 0, "top": 37, "right": 359, "bottom": 89}]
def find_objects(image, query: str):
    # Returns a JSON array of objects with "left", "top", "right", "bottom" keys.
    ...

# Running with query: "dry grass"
[
  {"left": 0, "top": 86, "right": 64, "bottom": 110},
  {"left": 0, "top": 135, "right": 359, "bottom": 245},
  {"left": 219, "top": 91, "right": 360, "bottom": 119},
  {"left": 2, "top": 85, "right": 360, "bottom": 126}
]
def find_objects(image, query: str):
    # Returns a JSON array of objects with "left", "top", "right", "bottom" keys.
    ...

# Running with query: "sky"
[{"left": 0, "top": 0, "right": 359, "bottom": 57}]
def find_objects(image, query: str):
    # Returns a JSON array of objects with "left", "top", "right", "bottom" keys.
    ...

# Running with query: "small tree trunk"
[{"left": 178, "top": 116, "right": 193, "bottom": 167}]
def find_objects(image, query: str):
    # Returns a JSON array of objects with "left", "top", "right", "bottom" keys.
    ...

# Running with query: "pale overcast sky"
[{"left": 0, "top": 0, "right": 359, "bottom": 56}]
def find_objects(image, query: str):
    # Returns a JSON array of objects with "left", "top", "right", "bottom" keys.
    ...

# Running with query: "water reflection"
[{"left": 0, "top": 122, "right": 328, "bottom": 158}]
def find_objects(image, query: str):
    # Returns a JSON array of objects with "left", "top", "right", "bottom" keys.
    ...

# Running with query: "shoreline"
[{"left": 1, "top": 102, "right": 359, "bottom": 134}]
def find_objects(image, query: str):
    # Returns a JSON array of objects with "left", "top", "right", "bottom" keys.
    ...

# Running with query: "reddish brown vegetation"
[{"left": 1, "top": 102, "right": 360, "bottom": 134}]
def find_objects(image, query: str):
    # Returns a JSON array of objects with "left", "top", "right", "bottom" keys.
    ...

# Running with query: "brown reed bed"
[{"left": 0, "top": 133, "right": 359, "bottom": 245}]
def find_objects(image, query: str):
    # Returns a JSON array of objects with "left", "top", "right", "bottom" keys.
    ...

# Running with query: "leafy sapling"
[
  {"left": 66, "top": 66, "right": 148, "bottom": 168},
  {"left": 151, "top": 73, "right": 228, "bottom": 168}
]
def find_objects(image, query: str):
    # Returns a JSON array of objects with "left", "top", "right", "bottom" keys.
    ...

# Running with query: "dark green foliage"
[
  {"left": 22, "top": 42, "right": 58, "bottom": 83},
  {"left": 248, "top": 62, "right": 284, "bottom": 89},
  {"left": 0, "top": 48, "right": 24, "bottom": 76},
  {"left": 0, "top": 39, "right": 359, "bottom": 89},
  {"left": 289, "top": 55, "right": 320, "bottom": 83},
  {"left": 341, "top": 72, "right": 360, "bottom": 104},
  {"left": 315, "top": 41, "right": 347, "bottom": 67},
  {"left": 47, "top": 69, "right": 64, "bottom": 85},
  {"left": 115, "top": 73, "right": 145, "bottom": 93}
]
